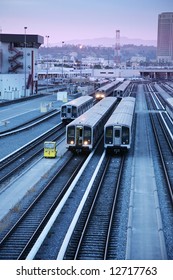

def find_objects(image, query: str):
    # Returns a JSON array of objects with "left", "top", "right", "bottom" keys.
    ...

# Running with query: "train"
[
  {"left": 165, "top": 97, "right": 173, "bottom": 120},
  {"left": 155, "top": 85, "right": 173, "bottom": 120},
  {"left": 95, "top": 80, "right": 120, "bottom": 100},
  {"left": 104, "top": 97, "right": 136, "bottom": 152},
  {"left": 94, "top": 78, "right": 109, "bottom": 89},
  {"left": 113, "top": 80, "right": 131, "bottom": 99},
  {"left": 66, "top": 97, "right": 118, "bottom": 153},
  {"left": 60, "top": 96, "right": 93, "bottom": 122}
]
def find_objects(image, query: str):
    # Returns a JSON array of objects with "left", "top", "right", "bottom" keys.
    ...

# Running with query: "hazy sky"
[{"left": 1, "top": 0, "right": 172, "bottom": 45}]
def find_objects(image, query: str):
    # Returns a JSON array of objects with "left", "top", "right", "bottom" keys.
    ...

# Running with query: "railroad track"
[
  {"left": 150, "top": 112, "right": 173, "bottom": 204},
  {"left": 63, "top": 154, "right": 125, "bottom": 260},
  {"left": 146, "top": 85, "right": 173, "bottom": 204},
  {"left": 0, "top": 109, "right": 59, "bottom": 137},
  {"left": 0, "top": 123, "right": 66, "bottom": 187},
  {"left": 0, "top": 154, "right": 86, "bottom": 259}
]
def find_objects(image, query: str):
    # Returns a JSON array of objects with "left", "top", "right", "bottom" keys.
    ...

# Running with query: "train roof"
[
  {"left": 106, "top": 112, "right": 134, "bottom": 127},
  {"left": 166, "top": 97, "right": 173, "bottom": 108},
  {"left": 61, "top": 96, "right": 93, "bottom": 107},
  {"left": 96, "top": 80, "right": 119, "bottom": 92},
  {"left": 104, "top": 97, "right": 135, "bottom": 127},
  {"left": 67, "top": 97, "right": 117, "bottom": 127},
  {"left": 114, "top": 80, "right": 131, "bottom": 92}
]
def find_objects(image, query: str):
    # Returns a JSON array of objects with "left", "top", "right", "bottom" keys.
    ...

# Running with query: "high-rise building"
[{"left": 157, "top": 12, "right": 173, "bottom": 63}]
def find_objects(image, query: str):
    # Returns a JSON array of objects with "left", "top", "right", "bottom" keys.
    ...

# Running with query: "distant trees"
[{"left": 38, "top": 44, "right": 156, "bottom": 64}]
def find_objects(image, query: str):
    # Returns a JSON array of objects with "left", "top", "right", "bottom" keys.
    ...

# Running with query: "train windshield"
[
  {"left": 83, "top": 126, "right": 91, "bottom": 144},
  {"left": 61, "top": 106, "right": 66, "bottom": 117},
  {"left": 44, "top": 142, "right": 55, "bottom": 149},
  {"left": 105, "top": 127, "right": 113, "bottom": 144},
  {"left": 122, "top": 126, "right": 129, "bottom": 144},
  {"left": 67, "top": 126, "right": 75, "bottom": 144}
]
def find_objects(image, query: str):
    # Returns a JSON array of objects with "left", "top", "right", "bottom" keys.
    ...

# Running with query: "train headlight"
[
  {"left": 70, "top": 140, "right": 74, "bottom": 145},
  {"left": 84, "top": 141, "right": 88, "bottom": 145},
  {"left": 101, "top": 94, "right": 104, "bottom": 98},
  {"left": 96, "top": 94, "right": 100, "bottom": 98}
]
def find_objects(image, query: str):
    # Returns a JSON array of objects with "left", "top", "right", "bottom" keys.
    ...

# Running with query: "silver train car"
[
  {"left": 66, "top": 97, "right": 118, "bottom": 152},
  {"left": 165, "top": 97, "right": 173, "bottom": 120},
  {"left": 95, "top": 80, "right": 120, "bottom": 100},
  {"left": 113, "top": 80, "right": 131, "bottom": 99},
  {"left": 94, "top": 79, "right": 109, "bottom": 89},
  {"left": 104, "top": 97, "right": 136, "bottom": 152},
  {"left": 61, "top": 96, "right": 93, "bottom": 122}
]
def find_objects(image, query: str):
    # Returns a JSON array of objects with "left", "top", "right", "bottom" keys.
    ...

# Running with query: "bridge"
[{"left": 140, "top": 68, "right": 173, "bottom": 80}]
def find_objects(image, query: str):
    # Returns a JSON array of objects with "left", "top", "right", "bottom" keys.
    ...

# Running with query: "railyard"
[{"left": 0, "top": 81, "right": 173, "bottom": 260}]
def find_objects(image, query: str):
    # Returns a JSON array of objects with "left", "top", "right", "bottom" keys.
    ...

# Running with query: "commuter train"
[
  {"left": 156, "top": 87, "right": 173, "bottom": 121},
  {"left": 113, "top": 80, "right": 131, "bottom": 99},
  {"left": 95, "top": 80, "right": 120, "bottom": 100},
  {"left": 165, "top": 97, "right": 173, "bottom": 120},
  {"left": 61, "top": 96, "right": 93, "bottom": 122},
  {"left": 104, "top": 97, "right": 136, "bottom": 152},
  {"left": 94, "top": 79, "right": 109, "bottom": 89},
  {"left": 66, "top": 97, "right": 118, "bottom": 153}
]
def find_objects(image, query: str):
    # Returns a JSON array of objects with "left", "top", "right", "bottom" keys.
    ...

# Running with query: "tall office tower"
[{"left": 157, "top": 12, "right": 173, "bottom": 63}]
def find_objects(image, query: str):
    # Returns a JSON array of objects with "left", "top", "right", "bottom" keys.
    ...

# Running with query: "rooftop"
[{"left": 0, "top": 33, "right": 44, "bottom": 45}]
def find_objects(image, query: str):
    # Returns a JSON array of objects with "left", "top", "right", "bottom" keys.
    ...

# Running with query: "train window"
[
  {"left": 61, "top": 106, "right": 66, "bottom": 113},
  {"left": 67, "top": 126, "right": 75, "bottom": 144},
  {"left": 72, "top": 106, "right": 77, "bottom": 117},
  {"left": 122, "top": 126, "right": 129, "bottom": 144},
  {"left": 44, "top": 142, "right": 55, "bottom": 149},
  {"left": 61, "top": 106, "right": 66, "bottom": 117},
  {"left": 115, "top": 129, "right": 120, "bottom": 138},
  {"left": 79, "top": 128, "right": 83, "bottom": 137},
  {"left": 84, "top": 126, "right": 91, "bottom": 143},
  {"left": 105, "top": 127, "right": 113, "bottom": 144},
  {"left": 67, "top": 107, "right": 71, "bottom": 113}
]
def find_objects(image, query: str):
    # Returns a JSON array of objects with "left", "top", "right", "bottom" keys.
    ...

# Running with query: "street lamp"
[
  {"left": 45, "top": 35, "right": 49, "bottom": 93},
  {"left": 79, "top": 45, "right": 83, "bottom": 86},
  {"left": 24, "top": 26, "right": 27, "bottom": 97}
]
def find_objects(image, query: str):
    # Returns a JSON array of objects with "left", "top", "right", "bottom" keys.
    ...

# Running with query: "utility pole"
[
  {"left": 46, "top": 35, "right": 49, "bottom": 93},
  {"left": 24, "top": 26, "right": 27, "bottom": 97},
  {"left": 115, "top": 29, "right": 120, "bottom": 66}
]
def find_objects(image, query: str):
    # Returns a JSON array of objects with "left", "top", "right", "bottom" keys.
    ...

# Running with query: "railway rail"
[
  {"left": 150, "top": 112, "right": 173, "bottom": 204},
  {"left": 146, "top": 83, "right": 173, "bottom": 203},
  {"left": 0, "top": 109, "right": 59, "bottom": 137},
  {"left": 63, "top": 155, "right": 125, "bottom": 260},
  {"left": 0, "top": 82, "right": 173, "bottom": 260},
  {"left": 0, "top": 123, "right": 65, "bottom": 187},
  {"left": 0, "top": 154, "right": 86, "bottom": 259}
]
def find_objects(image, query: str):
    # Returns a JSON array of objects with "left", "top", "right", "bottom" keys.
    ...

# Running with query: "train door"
[
  {"left": 114, "top": 126, "right": 121, "bottom": 146},
  {"left": 76, "top": 126, "right": 83, "bottom": 146},
  {"left": 66, "top": 105, "right": 72, "bottom": 119},
  {"left": 71, "top": 106, "right": 77, "bottom": 118}
]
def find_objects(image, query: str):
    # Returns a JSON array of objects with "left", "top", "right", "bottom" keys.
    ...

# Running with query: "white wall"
[{"left": 0, "top": 74, "right": 28, "bottom": 100}]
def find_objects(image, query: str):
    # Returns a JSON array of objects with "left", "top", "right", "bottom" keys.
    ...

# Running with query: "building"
[
  {"left": 157, "top": 12, "right": 173, "bottom": 63},
  {"left": 0, "top": 33, "right": 44, "bottom": 100}
]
